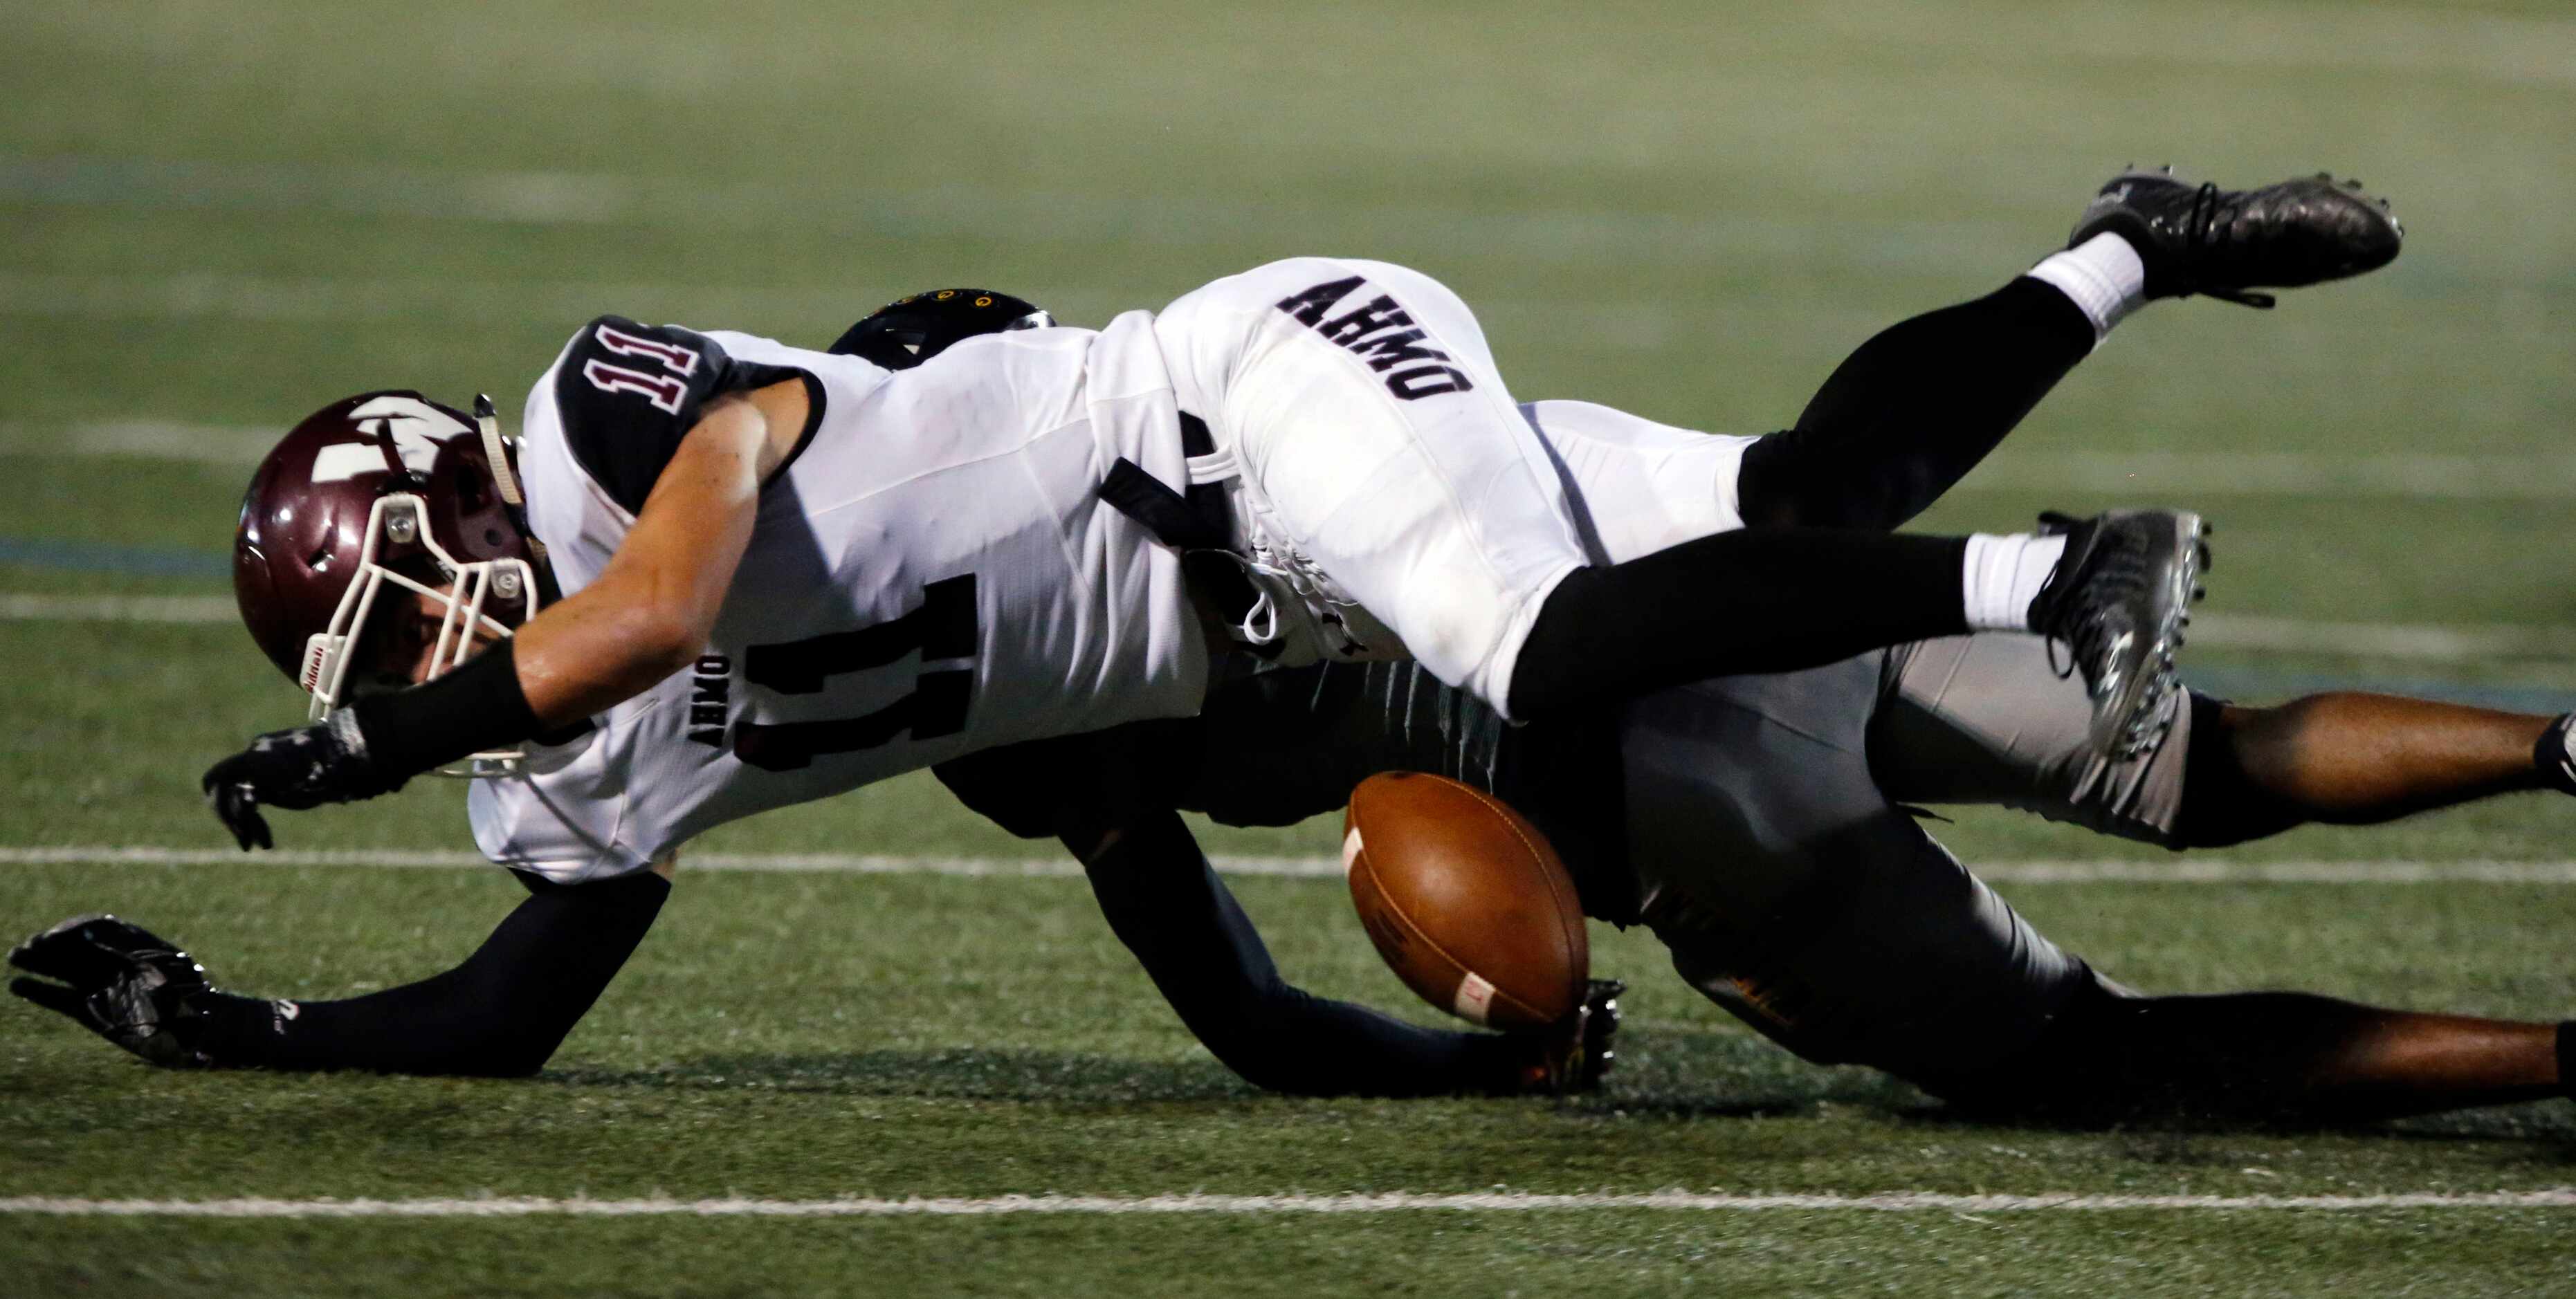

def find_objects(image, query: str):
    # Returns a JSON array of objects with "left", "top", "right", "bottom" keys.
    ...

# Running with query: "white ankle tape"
[
  {"left": 2028, "top": 233, "right": 2147, "bottom": 344},
  {"left": 1962, "top": 532, "right": 2070, "bottom": 632}
]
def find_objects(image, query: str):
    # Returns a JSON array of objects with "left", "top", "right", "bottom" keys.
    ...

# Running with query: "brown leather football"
[{"left": 1343, "top": 771, "right": 1589, "bottom": 1032}]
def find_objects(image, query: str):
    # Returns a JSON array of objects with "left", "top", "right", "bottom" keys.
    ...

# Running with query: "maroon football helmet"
[{"left": 233, "top": 391, "right": 544, "bottom": 772}]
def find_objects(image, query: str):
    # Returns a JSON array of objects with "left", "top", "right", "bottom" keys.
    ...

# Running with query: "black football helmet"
[{"left": 828, "top": 288, "right": 1053, "bottom": 370}]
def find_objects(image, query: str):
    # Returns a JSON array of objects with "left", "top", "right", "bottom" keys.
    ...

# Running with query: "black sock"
[
  {"left": 1738, "top": 276, "right": 2094, "bottom": 531},
  {"left": 1508, "top": 528, "right": 1968, "bottom": 719}
]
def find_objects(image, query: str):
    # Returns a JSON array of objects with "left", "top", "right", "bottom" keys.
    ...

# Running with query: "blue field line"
[{"left": 0, "top": 537, "right": 229, "bottom": 578}]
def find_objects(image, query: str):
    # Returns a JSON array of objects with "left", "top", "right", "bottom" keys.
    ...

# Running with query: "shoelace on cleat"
[
  {"left": 2038, "top": 515, "right": 2156, "bottom": 693},
  {"left": 2178, "top": 181, "right": 2279, "bottom": 309}
]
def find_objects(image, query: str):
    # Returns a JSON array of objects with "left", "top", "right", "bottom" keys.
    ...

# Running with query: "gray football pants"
[{"left": 1620, "top": 632, "right": 2189, "bottom": 1089}]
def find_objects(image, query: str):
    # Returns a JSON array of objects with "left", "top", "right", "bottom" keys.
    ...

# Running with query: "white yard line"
[
  {"left": 8, "top": 846, "right": 2576, "bottom": 883},
  {"left": 4, "top": 1190, "right": 2573, "bottom": 1218},
  {"left": 0, "top": 594, "right": 237, "bottom": 623},
  {"left": 0, "top": 420, "right": 280, "bottom": 465}
]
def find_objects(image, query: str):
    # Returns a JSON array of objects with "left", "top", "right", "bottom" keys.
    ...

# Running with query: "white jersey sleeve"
[
  {"left": 1519, "top": 399, "right": 1757, "bottom": 564},
  {"left": 468, "top": 316, "right": 1206, "bottom": 883}
]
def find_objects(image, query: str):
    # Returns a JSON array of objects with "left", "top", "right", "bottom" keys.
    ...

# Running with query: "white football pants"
[{"left": 1151, "top": 258, "right": 1590, "bottom": 716}]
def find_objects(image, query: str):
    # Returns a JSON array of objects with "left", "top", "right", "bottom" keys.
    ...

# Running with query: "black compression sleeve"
[
  {"left": 1080, "top": 808, "right": 1524, "bottom": 1096},
  {"left": 1508, "top": 528, "right": 1969, "bottom": 720},
  {"left": 191, "top": 869, "right": 668, "bottom": 1076},
  {"left": 1738, "top": 277, "right": 2093, "bottom": 531},
  {"left": 349, "top": 638, "right": 542, "bottom": 782}
]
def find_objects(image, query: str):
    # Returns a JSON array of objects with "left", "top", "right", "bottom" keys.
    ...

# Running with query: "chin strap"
[
  {"left": 474, "top": 393, "right": 525, "bottom": 508},
  {"left": 475, "top": 392, "right": 560, "bottom": 602}
]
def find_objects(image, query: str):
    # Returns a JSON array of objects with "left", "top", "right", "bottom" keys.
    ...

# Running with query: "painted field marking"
[
  {"left": 0, "top": 593, "right": 237, "bottom": 623},
  {"left": 0, "top": 419, "right": 278, "bottom": 465},
  {"left": 4, "top": 1190, "right": 2573, "bottom": 1218},
  {"left": 8, "top": 846, "right": 2576, "bottom": 884}
]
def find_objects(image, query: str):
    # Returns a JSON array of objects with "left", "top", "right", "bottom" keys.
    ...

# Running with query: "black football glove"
[
  {"left": 1516, "top": 978, "right": 1625, "bottom": 1098},
  {"left": 8, "top": 914, "right": 225, "bottom": 1067},
  {"left": 201, "top": 709, "right": 402, "bottom": 851}
]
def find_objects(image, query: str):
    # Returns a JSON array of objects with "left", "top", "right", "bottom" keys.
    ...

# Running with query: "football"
[{"left": 1342, "top": 772, "right": 1589, "bottom": 1032}]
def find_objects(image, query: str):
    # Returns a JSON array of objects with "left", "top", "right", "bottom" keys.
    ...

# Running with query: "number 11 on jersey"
[{"left": 730, "top": 575, "right": 979, "bottom": 772}]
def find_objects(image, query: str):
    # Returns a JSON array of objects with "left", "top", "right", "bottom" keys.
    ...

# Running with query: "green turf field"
[{"left": 6, "top": 1, "right": 2576, "bottom": 1294}]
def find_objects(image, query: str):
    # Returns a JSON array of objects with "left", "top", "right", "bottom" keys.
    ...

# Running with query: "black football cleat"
[
  {"left": 2025, "top": 509, "right": 2209, "bottom": 759},
  {"left": 2070, "top": 167, "right": 2402, "bottom": 308}
]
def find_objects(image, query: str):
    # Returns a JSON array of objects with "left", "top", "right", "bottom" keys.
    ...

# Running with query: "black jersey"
[{"left": 936, "top": 660, "right": 1636, "bottom": 923}]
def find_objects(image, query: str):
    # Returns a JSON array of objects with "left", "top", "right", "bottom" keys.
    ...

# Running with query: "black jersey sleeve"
[
  {"left": 931, "top": 738, "right": 1074, "bottom": 840},
  {"left": 550, "top": 315, "right": 818, "bottom": 515},
  {"left": 932, "top": 719, "right": 1205, "bottom": 841}
]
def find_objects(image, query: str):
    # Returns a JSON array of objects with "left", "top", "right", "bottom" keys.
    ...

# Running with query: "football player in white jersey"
[
  {"left": 187, "top": 168, "right": 2404, "bottom": 874},
  {"left": 16, "top": 169, "right": 2421, "bottom": 1089}
]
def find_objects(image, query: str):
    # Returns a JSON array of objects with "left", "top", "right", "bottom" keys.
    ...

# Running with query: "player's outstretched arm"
[
  {"left": 934, "top": 733, "right": 1604, "bottom": 1096},
  {"left": 8, "top": 865, "right": 669, "bottom": 1075},
  {"left": 1069, "top": 804, "right": 1546, "bottom": 1098},
  {"left": 506, "top": 382, "right": 803, "bottom": 724},
  {"left": 202, "top": 381, "right": 809, "bottom": 851}
]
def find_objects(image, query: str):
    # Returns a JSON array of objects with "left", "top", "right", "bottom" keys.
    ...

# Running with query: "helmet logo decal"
[{"left": 312, "top": 396, "right": 473, "bottom": 483}]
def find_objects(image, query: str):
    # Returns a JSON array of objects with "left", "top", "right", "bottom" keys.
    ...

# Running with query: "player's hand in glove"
[
  {"left": 8, "top": 914, "right": 225, "bottom": 1067},
  {"left": 201, "top": 710, "right": 402, "bottom": 851},
  {"left": 1515, "top": 979, "right": 1625, "bottom": 1097}
]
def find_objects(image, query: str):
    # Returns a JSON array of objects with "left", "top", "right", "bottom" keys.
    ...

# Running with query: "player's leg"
[
  {"left": 1739, "top": 277, "right": 2094, "bottom": 531},
  {"left": 1845, "top": 641, "right": 2575, "bottom": 1121},
  {"left": 1168, "top": 257, "right": 2200, "bottom": 754},
  {"left": 1737, "top": 167, "right": 2402, "bottom": 533},
  {"left": 2173, "top": 695, "right": 2570, "bottom": 847},
  {"left": 1867, "top": 633, "right": 2576, "bottom": 848},
  {"left": 1617, "top": 659, "right": 2101, "bottom": 1083},
  {"left": 1937, "top": 981, "right": 2567, "bottom": 1125},
  {"left": 1618, "top": 656, "right": 2572, "bottom": 1124},
  {"left": 1865, "top": 632, "right": 2195, "bottom": 844}
]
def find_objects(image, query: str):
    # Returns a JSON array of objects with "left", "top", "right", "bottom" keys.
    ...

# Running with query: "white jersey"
[{"left": 471, "top": 313, "right": 1206, "bottom": 882}]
